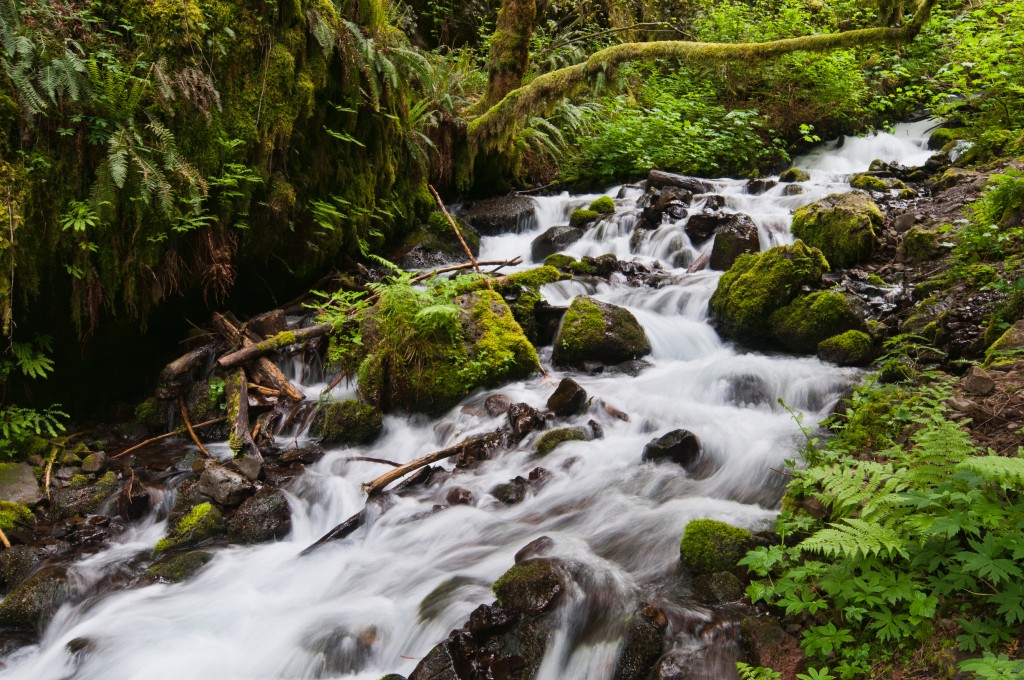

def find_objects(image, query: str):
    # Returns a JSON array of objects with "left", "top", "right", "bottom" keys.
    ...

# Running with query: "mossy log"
[{"left": 217, "top": 323, "right": 332, "bottom": 369}]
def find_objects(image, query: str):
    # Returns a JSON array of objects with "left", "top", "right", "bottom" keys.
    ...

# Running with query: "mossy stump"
[
  {"left": 791, "top": 192, "right": 882, "bottom": 268},
  {"left": 679, "top": 519, "right": 753, "bottom": 576}
]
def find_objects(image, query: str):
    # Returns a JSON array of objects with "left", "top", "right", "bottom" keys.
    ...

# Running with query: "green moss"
[
  {"left": 310, "top": 400, "right": 383, "bottom": 445},
  {"left": 679, "top": 519, "right": 753, "bottom": 576},
  {"left": 569, "top": 260, "right": 596, "bottom": 275},
  {"left": 556, "top": 297, "right": 605, "bottom": 358},
  {"left": 791, "top": 192, "right": 882, "bottom": 268},
  {"left": 588, "top": 196, "right": 616, "bottom": 214},
  {"left": 849, "top": 174, "right": 890, "bottom": 192},
  {"left": 928, "top": 127, "right": 964, "bottom": 150},
  {"left": 69, "top": 474, "right": 89, "bottom": 488},
  {"left": 901, "top": 227, "right": 941, "bottom": 261},
  {"left": 146, "top": 550, "right": 214, "bottom": 583},
  {"left": 154, "top": 502, "right": 224, "bottom": 554},
  {"left": 779, "top": 167, "right": 810, "bottom": 182},
  {"left": 502, "top": 265, "right": 566, "bottom": 288},
  {"left": 984, "top": 320, "right": 1024, "bottom": 367},
  {"left": 769, "top": 291, "right": 865, "bottom": 354},
  {"left": 134, "top": 397, "right": 164, "bottom": 429},
  {"left": 543, "top": 254, "right": 576, "bottom": 270},
  {"left": 552, "top": 296, "right": 650, "bottom": 367},
  {"left": 0, "top": 501, "right": 32, "bottom": 530},
  {"left": 16, "top": 436, "right": 51, "bottom": 461},
  {"left": 534, "top": 427, "right": 588, "bottom": 457},
  {"left": 898, "top": 188, "right": 919, "bottom": 200},
  {"left": 818, "top": 330, "right": 874, "bottom": 366},
  {"left": 569, "top": 209, "right": 599, "bottom": 228},
  {"left": 709, "top": 241, "right": 830, "bottom": 343}
]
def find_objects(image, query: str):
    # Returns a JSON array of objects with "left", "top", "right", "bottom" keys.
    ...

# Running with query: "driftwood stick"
[
  {"left": 217, "top": 323, "right": 332, "bottom": 369},
  {"left": 299, "top": 510, "right": 365, "bottom": 556},
  {"left": 111, "top": 417, "right": 228, "bottom": 459},
  {"left": 428, "top": 184, "right": 490, "bottom": 288},
  {"left": 363, "top": 435, "right": 497, "bottom": 496},
  {"left": 0, "top": 526, "right": 9, "bottom": 549},
  {"left": 345, "top": 456, "right": 402, "bottom": 467},
  {"left": 178, "top": 397, "right": 214, "bottom": 459},
  {"left": 43, "top": 446, "right": 57, "bottom": 500}
]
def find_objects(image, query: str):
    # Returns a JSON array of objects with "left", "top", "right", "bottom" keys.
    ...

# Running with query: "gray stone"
[
  {"left": 642, "top": 430, "right": 701, "bottom": 471},
  {"left": 464, "top": 196, "right": 537, "bottom": 235},
  {"left": 531, "top": 225, "right": 584, "bottom": 262},
  {"left": 80, "top": 452, "right": 108, "bottom": 473},
  {"left": 196, "top": 464, "right": 255, "bottom": 507},
  {"left": 0, "top": 463, "right": 42, "bottom": 505},
  {"left": 227, "top": 488, "right": 291, "bottom": 544},
  {"left": 709, "top": 214, "right": 760, "bottom": 271},
  {"left": 961, "top": 366, "right": 996, "bottom": 396}
]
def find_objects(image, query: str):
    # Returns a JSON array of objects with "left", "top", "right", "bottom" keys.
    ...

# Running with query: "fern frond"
[
  {"left": 800, "top": 518, "right": 906, "bottom": 560},
  {"left": 957, "top": 456, "right": 1024, "bottom": 488}
]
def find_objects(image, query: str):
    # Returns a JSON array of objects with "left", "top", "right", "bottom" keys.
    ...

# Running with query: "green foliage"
[
  {"left": 1, "top": 335, "right": 65, "bottom": 459},
  {"left": 742, "top": 374, "right": 1024, "bottom": 676},
  {"left": 736, "top": 663, "right": 782, "bottom": 680}
]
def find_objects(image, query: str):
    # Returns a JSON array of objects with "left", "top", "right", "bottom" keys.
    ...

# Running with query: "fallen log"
[
  {"left": 363, "top": 433, "right": 503, "bottom": 496},
  {"left": 211, "top": 313, "right": 305, "bottom": 402},
  {"left": 226, "top": 368, "right": 251, "bottom": 455},
  {"left": 217, "top": 323, "right": 333, "bottom": 369},
  {"left": 155, "top": 344, "right": 217, "bottom": 398}
]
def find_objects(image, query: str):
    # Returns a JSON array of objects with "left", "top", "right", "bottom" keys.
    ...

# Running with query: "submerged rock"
[
  {"left": 679, "top": 519, "right": 753, "bottom": 576},
  {"left": 146, "top": 550, "right": 214, "bottom": 583},
  {"left": 612, "top": 604, "right": 668, "bottom": 680},
  {"left": 546, "top": 378, "right": 588, "bottom": 417},
  {"left": 791, "top": 192, "right": 882, "bottom": 268},
  {"left": 552, "top": 297, "right": 652, "bottom": 368},
  {"left": 154, "top": 502, "right": 225, "bottom": 553},
  {"left": 642, "top": 430, "right": 701, "bottom": 471},
  {"left": 693, "top": 571, "right": 745, "bottom": 605}
]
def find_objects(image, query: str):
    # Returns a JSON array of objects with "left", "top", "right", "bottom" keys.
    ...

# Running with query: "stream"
[{"left": 0, "top": 120, "right": 936, "bottom": 680}]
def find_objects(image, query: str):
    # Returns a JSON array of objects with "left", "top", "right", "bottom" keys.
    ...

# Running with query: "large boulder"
[
  {"left": 552, "top": 297, "right": 651, "bottom": 368},
  {"left": 679, "top": 519, "right": 753, "bottom": 576},
  {"left": 358, "top": 290, "right": 541, "bottom": 415},
  {"left": 463, "top": 196, "right": 536, "bottom": 235},
  {"left": 818, "top": 330, "right": 875, "bottom": 366},
  {"left": 308, "top": 400, "right": 383, "bottom": 445},
  {"left": 769, "top": 291, "right": 867, "bottom": 354},
  {"left": 709, "top": 214, "right": 760, "bottom": 271},
  {"left": 709, "top": 242, "right": 829, "bottom": 344},
  {"left": 227, "top": 488, "right": 292, "bottom": 544},
  {"left": 0, "top": 566, "right": 70, "bottom": 631},
  {"left": 531, "top": 225, "right": 584, "bottom": 262},
  {"left": 791, "top": 192, "right": 882, "bottom": 268},
  {"left": 0, "top": 463, "right": 42, "bottom": 506}
]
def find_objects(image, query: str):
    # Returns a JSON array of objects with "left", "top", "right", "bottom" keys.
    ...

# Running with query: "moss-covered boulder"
[
  {"left": 679, "top": 519, "right": 753, "bottom": 576},
  {"left": 589, "top": 196, "right": 616, "bottom": 214},
  {"left": 543, "top": 253, "right": 576, "bottom": 270},
  {"left": 791, "top": 192, "right": 882, "bottom": 268},
  {"left": 0, "top": 501, "right": 32, "bottom": 532},
  {"left": 779, "top": 167, "right": 810, "bottom": 183},
  {"left": 396, "top": 211, "right": 482, "bottom": 269},
  {"left": 358, "top": 290, "right": 541, "bottom": 415},
  {"left": 51, "top": 471, "right": 119, "bottom": 519},
  {"left": 985, "top": 320, "right": 1024, "bottom": 367},
  {"left": 900, "top": 227, "right": 942, "bottom": 262},
  {"left": 928, "top": 126, "right": 965, "bottom": 150},
  {"left": 154, "top": 502, "right": 225, "bottom": 554},
  {"left": 849, "top": 173, "right": 889, "bottom": 192},
  {"left": 534, "top": 427, "right": 588, "bottom": 457},
  {"left": 818, "top": 330, "right": 875, "bottom": 366},
  {"left": 769, "top": 291, "right": 867, "bottom": 354},
  {"left": 0, "top": 566, "right": 70, "bottom": 631},
  {"left": 569, "top": 209, "right": 599, "bottom": 229},
  {"left": 708, "top": 241, "right": 829, "bottom": 344},
  {"left": 495, "top": 266, "right": 568, "bottom": 345},
  {"left": 493, "top": 559, "right": 565, "bottom": 616},
  {"left": 146, "top": 550, "right": 215, "bottom": 583},
  {"left": 309, "top": 400, "right": 383, "bottom": 445},
  {"left": 552, "top": 297, "right": 651, "bottom": 368}
]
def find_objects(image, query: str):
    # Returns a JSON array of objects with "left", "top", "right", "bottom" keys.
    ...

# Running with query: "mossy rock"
[
  {"left": 849, "top": 173, "right": 889, "bottom": 192},
  {"left": 397, "top": 212, "right": 481, "bottom": 268},
  {"left": 0, "top": 501, "right": 32, "bottom": 531},
  {"left": 779, "top": 167, "right": 810, "bottom": 183},
  {"left": 50, "top": 470, "right": 119, "bottom": 519},
  {"left": 227, "top": 488, "right": 292, "bottom": 544},
  {"left": 500, "top": 265, "right": 566, "bottom": 289},
  {"left": 552, "top": 296, "right": 651, "bottom": 368},
  {"left": 0, "top": 566, "right": 70, "bottom": 631},
  {"left": 309, "top": 400, "right": 383, "bottom": 445},
  {"left": 358, "top": 290, "right": 540, "bottom": 415},
  {"left": 589, "top": 196, "right": 616, "bottom": 214},
  {"left": 492, "top": 559, "right": 565, "bottom": 616},
  {"left": 708, "top": 241, "right": 829, "bottom": 344},
  {"left": 769, "top": 291, "right": 866, "bottom": 354},
  {"left": 933, "top": 167, "right": 979, "bottom": 192},
  {"left": 791, "top": 192, "right": 882, "bottom": 268},
  {"left": 134, "top": 396, "right": 166, "bottom": 431},
  {"left": 679, "top": 519, "right": 753, "bottom": 576},
  {"left": 544, "top": 253, "right": 576, "bottom": 270},
  {"left": 985, "top": 320, "right": 1024, "bottom": 367},
  {"left": 901, "top": 227, "right": 942, "bottom": 262},
  {"left": 154, "top": 502, "right": 225, "bottom": 554},
  {"left": 146, "top": 550, "right": 214, "bottom": 583},
  {"left": 534, "top": 427, "right": 588, "bottom": 457},
  {"left": 928, "top": 127, "right": 965, "bottom": 150},
  {"left": 569, "top": 209, "right": 599, "bottom": 229},
  {"left": 569, "top": 259, "right": 596, "bottom": 275},
  {"left": 693, "top": 571, "right": 745, "bottom": 605},
  {"left": 818, "top": 330, "right": 875, "bottom": 366},
  {"left": 184, "top": 379, "right": 223, "bottom": 424}
]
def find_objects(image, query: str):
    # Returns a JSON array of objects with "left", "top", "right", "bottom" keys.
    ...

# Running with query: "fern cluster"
[{"left": 742, "top": 376, "right": 1024, "bottom": 678}]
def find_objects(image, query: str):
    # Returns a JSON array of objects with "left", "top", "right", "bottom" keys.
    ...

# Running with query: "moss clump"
[
  {"left": 779, "top": 167, "right": 810, "bottom": 182},
  {"left": 769, "top": 291, "right": 865, "bottom": 354},
  {"left": 569, "top": 209, "right": 599, "bottom": 228},
  {"left": 502, "top": 265, "right": 566, "bottom": 289},
  {"left": 534, "top": 427, "right": 588, "bottom": 457},
  {"left": 588, "top": 196, "right": 616, "bottom": 214},
  {"left": 569, "top": 260, "right": 597, "bottom": 275},
  {"left": 68, "top": 474, "right": 89, "bottom": 488},
  {"left": 901, "top": 227, "right": 941, "bottom": 262},
  {"left": 984, "top": 320, "right": 1024, "bottom": 367},
  {"left": 309, "top": 400, "right": 383, "bottom": 445},
  {"left": 552, "top": 296, "right": 651, "bottom": 367},
  {"left": 679, "top": 519, "right": 753, "bottom": 576},
  {"left": 146, "top": 550, "right": 214, "bottom": 583},
  {"left": 0, "top": 501, "right": 32, "bottom": 530},
  {"left": 134, "top": 397, "right": 164, "bottom": 430},
  {"left": 154, "top": 502, "right": 224, "bottom": 554},
  {"left": 543, "top": 253, "right": 576, "bottom": 270},
  {"left": 898, "top": 188, "right": 919, "bottom": 200},
  {"left": 928, "top": 127, "right": 964, "bottom": 150},
  {"left": 849, "top": 173, "right": 890, "bottom": 192},
  {"left": 791, "top": 192, "right": 882, "bottom": 268},
  {"left": 709, "top": 241, "right": 829, "bottom": 344},
  {"left": 818, "top": 330, "right": 874, "bottom": 366}
]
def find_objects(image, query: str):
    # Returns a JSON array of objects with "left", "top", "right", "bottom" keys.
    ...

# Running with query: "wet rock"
[
  {"left": 703, "top": 195, "right": 726, "bottom": 211},
  {"left": 679, "top": 519, "right": 753, "bottom": 576},
  {"left": 928, "top": 126, "right": 964, "bottom": 150},
  {"left": 0, "top": 566, "right": 70, "bottom": 631},
  {"left": 546, "top": 378, "right": 588, "bottom": 417},
  {"left": 849, "top": 172, "right": 891, "bottom": 192},
  {"left": 491, "top": 477, "right": 529, "bottom": 505},
  {"left": 791, "top": 191, "right": 882, "bottom": 268},
  {"left": 817, "top": 330, "right": 875, "bottom": 366},
  {"left": 961, "top": 366, "right": 996, "bottom": 396},
  {"left": 468, "top": 604, "right": 517, "bottom": 637},
  {"left": 694, "top": 571, "right": 745, "bottom": 604},
  {"left": 746, "top": 178, "right": 777, "bottom": 195},
  {"left": 642, "top": 430, "right": 701, "bottom": 470},
  {"left": 407, "top": 631, "right": 474, "bottom": 680},
  {"left": 197, "top": 464, "right": 256, "bottom": 507},
  {"left": 779, "top": 168, "right": 810, "bottom": 183},
  {"left": 741, "top": 616, "right": 804, "bottom": 679},
  {"left": 709, "top": 214, "right": 760, "bottom": 271},
  {"left": 492, "top": 559, "right": 566, "bottom": 616},
  {"left": 0, "top": 545, "right": 44, "bottom": 592},
  {"left": 280, "top": 443, "right": 326, "bottom": 465},
  {"left": 534, "top": 427, "right": 589, "bottom": 457},
  {"left": 155, "top": 502, "right": 225, "bottom": 553},
  {"left": 397, "top": 213, "right": 481, "bottom": 269},
  {"left": 515, "top": 536, "right": 555, "bottom": 563},
  {"left": 986, "top": 320, "right": 1024, "bottom": 366},
  {"left": 454, "top": 432, "right": 505, "bottom": 468},
  {"left": 117, "top": 478, "right": 151, "bottom": 520},
  {"left": 640, "top": 187, "right": 692, "bottom": 228},
  {"left": 530, "top": 225, "right": 584, "bottom": 262},
  {"left": 782, "top": 184, "right": 804, "bottom": 196},
  {"left": 612, "top": 603, "right": 668, "bottom": 680},
  {"left": 588, "top": 419, "right": 605, "bottom": 439},
  {"left": 552, "top": 297, "right": 652, "bottom": 368},
  {"left": 227, "top": 488, "right": 292, "bottom": 544},
  {"left": 309, "top": 400, "right": 383, "bottom": 446},
  {"left": 51, "top": 471, "right": 119, "bottom": 519},
  {"left": 683, "top": 211, "right": 724, "bottom": 245},
  {"left": 725, "top": 374, "right": 773, "bottom": 408},
  {"left": 446, "top": 487, "right": 475, "bottom": 506},
  {"left": 506, "top": 402, "right": 545, "bottom": 441},
  {"left": 647, "top": 170, "right": 713, "bottom": 194},
  {"left": 769, "top": 291, "right": 868, "bottom": 354},
  {"left": 464, "top": 196, "right": 536, "bottom": 235},
  {"left": 146, "top": 550, "right": 214, "bottom": 583},
  {"left": 0, "top": 463, "right": 42, "bottom": 506},
  {"left": 80, "top": 451, "right": 108, "bottom": 473},
  {"left": 709, "top": 242, "right": 829, "bottom": 345},
  {"left": 485, "top": 394, "right": 512, "bottom": 417}
]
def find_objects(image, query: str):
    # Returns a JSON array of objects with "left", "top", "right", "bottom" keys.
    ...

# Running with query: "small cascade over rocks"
[{"left": 0, "top": 122, "right": 940, "bottom": 680}]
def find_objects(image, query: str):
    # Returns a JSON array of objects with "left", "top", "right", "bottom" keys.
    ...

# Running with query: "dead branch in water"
[
  {"left": 111, "top": 417, "right": 228, "bottom": 459},
  {"left": 178, "top": 397, "right": 214, "bottom": 459},
  {"left": 363, "top": 434, "right": 501, "bottom": 496}
]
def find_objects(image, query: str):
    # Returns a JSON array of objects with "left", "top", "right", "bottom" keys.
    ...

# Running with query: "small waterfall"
[{"left": 0, "top": 122, "right": 934, "bottom": 680}]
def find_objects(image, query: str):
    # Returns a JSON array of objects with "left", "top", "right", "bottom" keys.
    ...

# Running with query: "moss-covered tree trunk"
[{"left": 479, "top": 0, "right": 538, "bottom": 111}]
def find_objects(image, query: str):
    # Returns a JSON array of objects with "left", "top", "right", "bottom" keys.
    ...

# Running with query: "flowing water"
[{"left": 0, "top": 120, "right": 937, "bottom": 680}]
